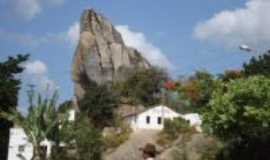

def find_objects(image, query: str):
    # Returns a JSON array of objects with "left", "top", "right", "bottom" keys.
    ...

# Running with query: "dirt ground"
[{"left": 104, "top": 129, "right": 160, "bottom": 160}]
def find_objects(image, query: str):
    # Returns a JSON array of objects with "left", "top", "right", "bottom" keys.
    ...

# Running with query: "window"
[
  {"left": 157, "top": 117, "right": 162, "bottom": 124},
  {"left": 39, "top": 146, "right": 47, "bottom": 158},
  {"left": 146, "top": 116, "right": 150, "bottom": 124},
  {"left": 18, "top": 145, "right": 25, "bottom": 153}
]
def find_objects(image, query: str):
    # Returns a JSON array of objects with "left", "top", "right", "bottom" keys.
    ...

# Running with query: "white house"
[
  {"left": 8, "top": 109, "right": 76, "bottom": 160},
  {"left": 124, "top": 105, "right": 202, "bottom": 131}
]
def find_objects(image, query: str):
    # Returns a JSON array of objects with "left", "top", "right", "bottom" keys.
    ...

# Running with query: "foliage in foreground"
[
  {"left": 157, "top": 117, "right": 195, "bottom": 146},
  {"left": 103, "top": 115, "right": 131, "bottom": 150},
  {"left": 171, "top": 134, "right": 219, "bottom": 160},
  {"left": 203, "top": 76, "right": 270, "bottom": 160},
  {"left": 0, "top": 54, "right": 29, "bottom": 160},
  {"left": 0, "top": 90, "right": 65, "bottom": 160},
  {"left": 75, "top": 115, "right": 103, "bottom": 160},
  {"left": 50, "top": 114, "right": 103, "bottom": 160}
]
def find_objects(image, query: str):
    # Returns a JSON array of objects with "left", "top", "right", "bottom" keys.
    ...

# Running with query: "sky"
[{"left": 1, "top": 0, "right": 269, "bottom": 110}]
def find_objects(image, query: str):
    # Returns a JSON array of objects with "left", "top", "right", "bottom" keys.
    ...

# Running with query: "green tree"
[
  {"left": 117, "top": 67, "right": 168, "bottom": 106},
  {"left": 180, "top": 70, "right": 216, "bottom": 109},
  {"left": 0, "top": 91, "right": 66, "bottom": 160},
  {"left": 243, "top": 51, "right": 270, "bottom": 77},
  {"left": 218, "top": 70, "right": 242, "bottom": 82},
  {"left": 79, "top": 81, "right": 117, "bottom": 129},
  {"left": 0, "top": 54, "right": 29, "bottom": 160},
  {"left": 75, "top": 115, "right": 103, "bottom": 160},
  {"left": 203, "top": 76, "right": 270, "bottom": 159},
  {"left": 50, "top": 113, "right": 103, "bottom": 160}
]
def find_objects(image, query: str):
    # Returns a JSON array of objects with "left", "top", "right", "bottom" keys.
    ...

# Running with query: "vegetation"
[
  {"left": 2, "top": 51, "right": 270, "bottom": 160},
  {"left": 218, "top": 70, "right": 242, "bottom": 82},
  {"left": 173, "top": 70, "right": 216, "bottom": 111},
  {"left": 171, "top": 134, "right": 219, "bottom": 160},
  {"left": 203, "top": 76, "right": 270, "bottom": 160},
  {"left": 74, "top": 115, "right": 103, "bottom": 160},
  {"left": 0, "top": 90, "right": 66, "bottom": 160},
  {"left": 0, "top": 54, "right": 29, "bottom": 160},
  {"left": 58, "top": 100, "right": 73, "bottom": 114},
  {"left": 103, "top": 115, "right": 131, "bottom": 149},
  {"left": 243, "top": 51, "right": 270, "bottom": 77},
  {"left": 79, "top": 81, "right": 118, "bottom": 129},
  {"left": 157, "top": 117, "right": 195, "bottom": 146},
  {"left": 50, "top": 113, "right": 103, "bottom": 160},
  {"left": 114, "top": 67, "right": 168, "bottom": 106}
]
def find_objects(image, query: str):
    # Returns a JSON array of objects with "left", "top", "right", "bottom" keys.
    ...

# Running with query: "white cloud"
[
  {"left": 23, "top": 60, "right": 58, "bottom": 92},
  {"left": 66, "top": 22, "right": 80, "bottom": 46},
  {"left": 12, "top": 0, "right": 41, "bottom": 20},
  {"left": 194, "top": 0, "right": 270, "bottom": 49},
  {"left": 9, "top": 0, "right": 66, "bottom": 20},
  {"left": 116, "top": 25, "right": 172, "bottom": 69},
  {"left": 24, "top": 60, "right": 47, "bottom": 75}
]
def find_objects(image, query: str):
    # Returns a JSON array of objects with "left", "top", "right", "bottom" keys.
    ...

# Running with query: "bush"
[
  {"left": 79, "top": 81, "right": 118, "bottom": 129},
  {"left": 75, "top": 115, "right": 103, "bottom": 160},
  {"left": 103, "top": 115, "right": 131, "bottom": 149},
  {"left": 203, "top": 76, "right": 270, "bottom": 160},
  {"left": 50, "top": 146, "right": 77, "bottom": 160},
  {"left": 176, "top": 70, "right": 216, "bottom": 110},
  {"left": 171, "top": 134, "right": 220, "bottom": 160},
  {"left": 157, "top": 117, "right": 194, "bottom": 146}
]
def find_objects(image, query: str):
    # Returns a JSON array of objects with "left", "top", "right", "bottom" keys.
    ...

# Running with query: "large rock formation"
[{"left": 72, "top": 9, "right": 151, "bottom": 100}]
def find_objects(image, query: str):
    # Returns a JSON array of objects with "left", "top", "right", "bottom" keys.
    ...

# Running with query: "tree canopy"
[
  {"left": 203, "top": 76, "right": 270, "bottom": 159},
  {"left": 180, "top": 70, "right": 216, "bottom": 109},
  {"left": 243, "top": 51, "right": 270, "bottom": 77},
  {"left": 0, "top": 54, "right": 29, "bottom": 160},
  {"left": 79, "top": 81, "right": 118, "bottom": 129},
  {"left": 115, "top": 67, "right": 168, "bottom": 106}
]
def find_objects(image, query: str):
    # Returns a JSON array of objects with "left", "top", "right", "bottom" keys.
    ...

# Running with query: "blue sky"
[{"left": 2, "top": 0, "right": 269, "bottom": 110}]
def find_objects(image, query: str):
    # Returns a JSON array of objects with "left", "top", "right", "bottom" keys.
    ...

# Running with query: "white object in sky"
[{"left": 239, "top": 44, "right": 252, "bottom": 52}]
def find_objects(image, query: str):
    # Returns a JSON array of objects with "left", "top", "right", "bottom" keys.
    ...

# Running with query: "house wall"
[
  {"left": 68, "top": 109, "right": 76, "bottom": 121},
  {"left": 130, "top": 106, "right": 180, "bottom": 130},
  {"left": 8, "top": 128, "right": 33, "bottom": 160},
  {"left": 127, "top": 106, "right": 202, "bottom": 132}
]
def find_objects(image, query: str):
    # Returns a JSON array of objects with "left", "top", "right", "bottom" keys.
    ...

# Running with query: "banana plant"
[{"left": 0, "top": 90, "right": 68, "bottom": 160}]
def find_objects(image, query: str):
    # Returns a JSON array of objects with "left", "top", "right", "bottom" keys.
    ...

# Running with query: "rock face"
[{"left": 72, "top": 9, "right": 151, "bottom": 100}]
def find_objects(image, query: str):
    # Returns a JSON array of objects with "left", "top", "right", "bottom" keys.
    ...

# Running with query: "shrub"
[
  {"left": 157, "top": 117, "right": 194, "bottom": 146},
  {"left": 75, "top": 115, "right": 103, "bottom": 160},
  {"left": 171, "top": 134, "right": 220, "bottom": 160},
  {"left": 203, "top": 76, "right": 270, "bottom": 160},
  {"left": 103, "top": 115, "right": 131, "bottom": 149}
]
